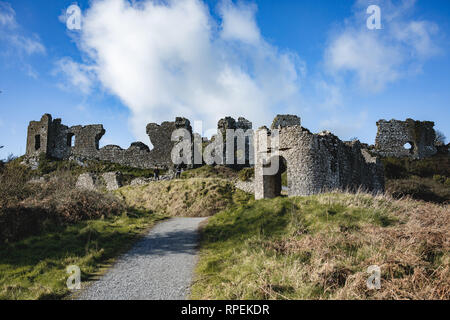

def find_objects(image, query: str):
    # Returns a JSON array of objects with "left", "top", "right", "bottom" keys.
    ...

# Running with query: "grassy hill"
[
  {"left": 191, "top": 192, "right": 449, "bottom": 300},
  {"left": 1, "top": 154, "right": 448, "bottom": 300},
  {"left": 116, "top": 178, "right": 252, "bottom": 217},
  {"left": 382, "top": 152, "right": 450, "bottom": 204}
]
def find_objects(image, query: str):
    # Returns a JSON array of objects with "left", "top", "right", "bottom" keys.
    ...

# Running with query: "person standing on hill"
[{"left": 154, "top": 166, "right": 160, "bottom": 181}]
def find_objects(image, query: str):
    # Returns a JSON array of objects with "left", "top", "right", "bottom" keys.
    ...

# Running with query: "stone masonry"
[
  {"left": 217, "top": 116, "right": 253, "bottom": 167},
  {"left": 254, "top": 115, "right": 385, "bottom": 199},
  {"left": 102, "top": 172, "right": 123, "bottom": 191},
  {"left": 26, "top": 113, "right": 440, "bottom": 199},
  {"left": 375, "top": 119, "right": 437, "bottom": 159},
  {"left": 26, "top": 114, "right": 193, "bottom": 170}
]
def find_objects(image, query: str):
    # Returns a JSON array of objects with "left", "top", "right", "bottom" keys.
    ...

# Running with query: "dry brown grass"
[
  {"left": 192, "top": 192, "right": 449, "bottom": 300},
  {"left": 271, "top": 195, "right": 449, "bottom": 299},
  {"left": 0, "top": 162, "right": 124, "bottom": 243}
]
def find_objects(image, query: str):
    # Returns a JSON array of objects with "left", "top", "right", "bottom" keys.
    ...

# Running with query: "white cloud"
[
  {"left": 54, "top": 58, "right": 96, "bottom": 94},
  {"left": 0, "top": 1, "right": 15, "bottom": 28},
  {"left": 8, "top": 34, "right": 46, "bottom": 55},
  {"left": 325, "top": 0, "right": 441, "bottom": 92},
  {"left": 314, "top": 80, "right": 344, "bottom": 111},
  {"left": 219, "top": 0, "right": 260, "bottom": 44},
  {"left": 63, "top": 0, "right": 303, "bottom": 141},
  {"left": 0, "top": 1, "right": 46, "bottom": 77}
]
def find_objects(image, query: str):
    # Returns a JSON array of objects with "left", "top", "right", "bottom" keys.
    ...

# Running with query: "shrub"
[
  {"left": 433, "top": 174, "right": 446, "bottom": 184},
  {"left": 386, "top": 177, "right": 449, "bottom": 203},
  {"left": 238, "top": 167, "right": 254, "bottom": 181},
  {"left": 0, "top": 163, "right": 124, "bottom": 243},
  {"left": 382, "top": 158, "right": 409, "bottom": 179},
  {"left": 445, "top": 178, "right": 450, "bottom": 187},
  {"left": 0, "top": 161, "right": 32, "bottom": 207},
  {"left": 382, "top": 155, "right": 450, "bottom": 179}
]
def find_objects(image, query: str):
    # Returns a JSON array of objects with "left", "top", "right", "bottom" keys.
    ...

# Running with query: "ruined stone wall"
[
  {"left": 271, "top": 114, "right": 301, "bottom": 129},
  {"left": 375, "top": 119, "right": 437, "bottom": 159},
  {"left": 217, "top": 116, "right": 253, "bottom": 166},
  {"left": 70, "top": 125, "right": 105, "bottom": 158},
  {"left": 25, "top": 114, "right": 193, "bottom": 170},
  {"left": 254, "top": 116, "right": 385, "bottom": 199},
  {"left": 26, "top": 114, "right": 52, "bottom": 157}
]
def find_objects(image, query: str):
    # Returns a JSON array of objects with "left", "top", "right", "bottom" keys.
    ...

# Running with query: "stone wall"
[
  {"left": 76, "top": 172, "right": 123, "bottom": 191},
  {"left": 217, "top": 116, "right": 253, "bottom": 167},
  {"left": 25, "top": 114, "right": 193, "bottom": 170},
  {"left": 234, "top": 179, "right": 255, "bottom": 194},
  {"left": 375, "top": 119, "right": 437, "bottom": 159},
  {"left": 271, "top": 114, "right": 301, "bottom": 129},
  {"left": 254, "top": 115, "right": 385, "bottom": 199}
]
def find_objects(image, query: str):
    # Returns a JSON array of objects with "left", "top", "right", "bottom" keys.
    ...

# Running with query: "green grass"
[
  {"left": 0, "top": 210, "right": 166, "bottom": 300},
  {"left": 181, "top": 165, "right": 240, "bottom": 180},
  {"left": 116, "top": 178, "right": 253, "bottom": 217},
  {"left": 190, "top": 192, "right": 449, "bottom": 300}
]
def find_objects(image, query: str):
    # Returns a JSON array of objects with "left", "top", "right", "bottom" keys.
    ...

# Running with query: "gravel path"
[{"left": 77, "top": 217, "right": 207, "bottom": 300}]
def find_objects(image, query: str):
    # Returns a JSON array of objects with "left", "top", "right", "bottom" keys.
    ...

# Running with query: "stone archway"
[{"left": 259, "top": 155, "right": 287, "bottom": 199}]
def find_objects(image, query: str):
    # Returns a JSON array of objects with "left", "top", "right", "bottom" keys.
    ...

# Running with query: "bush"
[
  {"left": 382, "top": 158, "right": 409, "bottom": 179},
  {"left": 0, "top": 162, "right": 125, "bottom": 243},
  {"left": 238, "top": 167, "right": 254, "bottom": 181},
  {"left": 433, "top": 174, "right": 446, "bottom": 184},
  {"left": 445, "top": 178, "right": 450, "bottom": 187},
  {"left": 35, "top": 156, "right": 158, "bottom": 185},
  {"left": 0, "top": 161, "right": 32, "bottom": 207},
  {"left": 386, "top": 177, "right": 449, "bottom": 203}
]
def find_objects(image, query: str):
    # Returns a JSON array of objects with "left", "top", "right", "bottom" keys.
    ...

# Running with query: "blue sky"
[{"left": 0, "top": 0, "right": 449, "bottom": 159}]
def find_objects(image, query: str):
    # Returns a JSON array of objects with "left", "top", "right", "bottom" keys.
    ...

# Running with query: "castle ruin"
[
  {"left": 375, "top": 119, "right": 437, "bottom": 159},
  {"left": 254, "top": 115, "right": 385, "bottom": 199},
  {"left": 26, "top": 114, "right": 194, "bottom": 169},
  {"left": 25, "top": 113, "right": 440, "bottom": 199}
]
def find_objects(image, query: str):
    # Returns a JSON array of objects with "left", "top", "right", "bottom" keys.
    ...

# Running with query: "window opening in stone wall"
[
  {"left": 35, "top": 135, "right": 41, "bottom": 150},
  {"left": 67, "top": 134, "right": 75, "bottom": 147}
]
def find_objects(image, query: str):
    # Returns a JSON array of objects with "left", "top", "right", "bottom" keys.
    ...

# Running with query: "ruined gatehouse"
[{"left": 254, "top": 115, "right": 385, "bottom": 199}]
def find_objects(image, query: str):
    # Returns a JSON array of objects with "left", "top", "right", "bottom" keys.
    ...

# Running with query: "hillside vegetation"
[
  {"left": 191, "top": 192, "right": 449, "bottom": 300},
  {"left": 0, "top": 159, "right": 166, "bottom": 300},
  {"left": 181, "top": 165, "right": 241, "bottom": 180},
  {"left": 116, "top": 178, "right": 252, "bottom": 217},
  {"left": 383, "top": 152, "right": 450, "bottom": 204},
  {"left": 34, "top": 155, "right": 159, "bottom": 185},
  {"left": 0, "top": 160, "right": 125, "bottom": 243}
]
